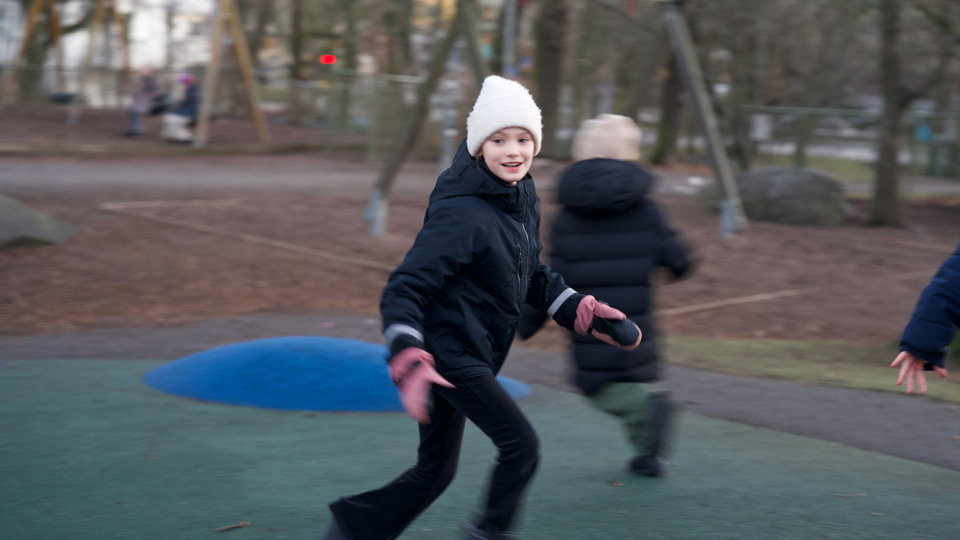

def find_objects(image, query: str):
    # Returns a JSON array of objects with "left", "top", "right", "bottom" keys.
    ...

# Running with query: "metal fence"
[
  {"left": 743, "top": 105, "right": 960, "bottom": 180},
  {"left": 0, "top": 64, "right": 482, "bottom": 161}
]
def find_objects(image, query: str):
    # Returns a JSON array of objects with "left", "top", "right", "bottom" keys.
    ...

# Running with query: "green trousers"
[{"left": 585, "top": 382, "right": 669, "bottom": 457}]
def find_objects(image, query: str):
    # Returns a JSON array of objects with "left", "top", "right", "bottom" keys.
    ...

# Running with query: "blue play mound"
[{"left": 142, "top": 336, "right": 530, "bottom": 411}]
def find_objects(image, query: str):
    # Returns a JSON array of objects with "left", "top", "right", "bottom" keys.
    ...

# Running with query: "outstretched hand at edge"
[{"left": 891, "top": 350, "right": 948, "bottom": 394}]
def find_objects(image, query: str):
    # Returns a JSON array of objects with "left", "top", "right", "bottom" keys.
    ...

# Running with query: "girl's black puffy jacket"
[
  {"left": 547, "top": 158, "right": 693, "bottom": 395},
  {"left": 381, "top": 140, "right": 575, "bottom": 376}
]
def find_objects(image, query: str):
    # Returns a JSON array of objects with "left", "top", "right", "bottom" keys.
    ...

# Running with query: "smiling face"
[{"left": 479, "top": 127, "right": 535, "bottom": 186}]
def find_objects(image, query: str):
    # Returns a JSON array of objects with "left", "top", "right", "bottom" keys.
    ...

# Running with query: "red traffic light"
[{"left": 319, "top": 54, "right": 338, "bottom": 65}]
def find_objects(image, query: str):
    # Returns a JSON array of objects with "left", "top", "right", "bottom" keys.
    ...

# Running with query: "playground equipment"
[
  {"left": 193, "top": 0, "right": 270, "bottom": 147},
  {"left": 0, "top": 0, "right": 269, "bottom": 147}
]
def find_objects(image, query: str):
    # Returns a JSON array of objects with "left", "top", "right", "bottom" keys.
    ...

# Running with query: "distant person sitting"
[
  {"left": 124, "top": 67, "right": 159, "bottom": 137},
  {"left": 891, "top": 243, "right": 956, "bottom": 393},
  {"left": 161, "top": 74, "right": 199, "bottom": 143}
]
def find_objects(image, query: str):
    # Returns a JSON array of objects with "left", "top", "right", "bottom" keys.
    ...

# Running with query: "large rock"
[
  {"left": 701, "top": 167, "right": 847, "bottom": 227},
  {"left": 0, "top": 194, "right": 75, "bottom": 248}
]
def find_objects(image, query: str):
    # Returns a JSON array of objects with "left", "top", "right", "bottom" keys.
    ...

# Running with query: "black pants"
[{"left": 329, "top": 371, "right": 540, "bottom": 539}]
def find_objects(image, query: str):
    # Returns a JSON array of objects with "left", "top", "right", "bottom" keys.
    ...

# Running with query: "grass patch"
[
  {"left": 258, "top": 86, "right": 289, "bottom": 102},
  {"left": 665, "top": 336, "right": 960, "bottom": 403},
  {"left": 753, "top": 153, "right": 874, "bottom": 183}
]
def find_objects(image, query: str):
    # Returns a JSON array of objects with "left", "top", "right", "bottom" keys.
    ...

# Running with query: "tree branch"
[
  {"left": 60, "top": 4, "right": 94, "bottom": 35},
  {"left": 897, "top": 0, "right": 959, "bottom": 106},
  {"left": 914, "top": 0, "right": 953, "bottom": 33}
]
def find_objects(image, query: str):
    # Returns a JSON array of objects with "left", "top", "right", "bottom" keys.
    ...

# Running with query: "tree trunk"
[
  {"left": 622, "top": 27, "right": 667, "bottom": 121},
  {"left": 870, "top": 0, "right": 904, "bottom": 227},
  {"left": 535, "top": 0, "right": 567, "bottom": 158},
  {"left": 336, "top": 0, "right": 357, "bottom": 129},
  {"left": 165, "top": 1, "right": 174, "bottom": 72},
  {"left": 649, "top": 52, "right": 683, "bottom": 165},
  {"left": 572, "top": 3, "right": 600, "bottom": 133},
  {"left": 20, "top": 26, "right": 49, "bottom": 102},
  {"left": 384, "top": 0, "right": 412, "bottom": 75},
  {"left": 287, "top": 0, "right": 304, "bottom": 124},
  {"left": 792, "top": 115, "right": 814, "bottom": 168}
]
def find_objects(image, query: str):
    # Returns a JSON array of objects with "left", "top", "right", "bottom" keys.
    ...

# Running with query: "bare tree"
[
  {"left": 872, "top": 0, "right": 957, "bottom": 226},
  {"left": 648, "top": 51, "right": 683, "bottom": 164},
  {"left": 382, "top": 0, "right": 412, "bottom": 75},
  {"left": 534, "top": 0, "right": 567, "bottom": 158},
  {"left": 13, "top": 0, "right": 94, "bottom": 100}
]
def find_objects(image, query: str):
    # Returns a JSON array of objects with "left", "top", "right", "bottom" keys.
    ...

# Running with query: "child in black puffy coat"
[{"left": 520, "top": 114, "right": 695, "bottom": 477}]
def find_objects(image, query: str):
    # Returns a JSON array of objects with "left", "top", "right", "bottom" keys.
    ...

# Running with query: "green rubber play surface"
[{"left": 3, "top": 359, "right": 959, "bottom": 539}]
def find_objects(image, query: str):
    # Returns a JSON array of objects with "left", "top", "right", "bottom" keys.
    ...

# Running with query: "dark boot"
[
  {"left": 629, "top": 398, "right": 674, "bottom": 477},
  {"left": 321, "top": 517, "right": 349, "bottom": 540},
  {"left": 630, "top": 454, "right": 663, "bottom": 477},
  {"left": 648, "top": 398, "right": 674, "bottom": 458},
  {"left": 461, "top": 520, "right": 519, "bottom": 539}
]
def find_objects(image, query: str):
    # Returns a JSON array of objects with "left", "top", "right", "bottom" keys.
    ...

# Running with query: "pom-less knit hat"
[
  {"left": 571, "top": 114, "right": 642, "bottom": 162},
  {"left": 466, "top": 75, "right": 542, "bottom": 157}
]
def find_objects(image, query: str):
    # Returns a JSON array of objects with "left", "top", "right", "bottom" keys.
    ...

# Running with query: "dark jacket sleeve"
[
  {"left": 381, "top": 201, "right": 479, "bottom": 356},
  {"left": 652, "top": 202, "right": 694, "bottom": 279},
  {"left": 522, "top": 207, "right": 583, "bottom": 332},
  {"left": 900, "top": 244, "right": 960, "bottom": 369}
]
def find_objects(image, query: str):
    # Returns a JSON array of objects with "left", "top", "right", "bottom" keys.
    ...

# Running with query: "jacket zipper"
[
  {"left": 516, "top": 243, "right": 523, "bottom": 304},
  {"left": 518, "top": 183, "right": 529, "bottom": 305}
]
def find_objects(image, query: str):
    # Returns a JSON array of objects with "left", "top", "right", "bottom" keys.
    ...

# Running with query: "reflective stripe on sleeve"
[{"left": 547, "top": 288, "right": 577, "bottom": 317}]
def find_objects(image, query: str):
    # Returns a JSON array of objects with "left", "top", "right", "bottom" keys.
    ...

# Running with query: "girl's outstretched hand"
[
  {"left": 389, "top": 347, "right": 455, "bottom": 423},
  {"left": 574, "top": 295, "right": 642, "bottom": 350},
  {"left": 891, "top": 350, "right": 948, "bottom": 394}
]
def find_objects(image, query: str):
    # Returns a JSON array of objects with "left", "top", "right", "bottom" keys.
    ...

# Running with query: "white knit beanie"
[
  {"left": 571, "top": 114, "right": 643, "bottom": 162},
  {"left": 466, "top": 75, "right": 542, "bottom": 157}
]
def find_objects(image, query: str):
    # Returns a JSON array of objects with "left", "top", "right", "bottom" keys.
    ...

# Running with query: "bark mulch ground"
[{"left": 2, "top": 150, "right": 959, "bottom": 345}]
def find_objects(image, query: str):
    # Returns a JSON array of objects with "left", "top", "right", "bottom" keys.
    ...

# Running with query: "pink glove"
[
  {"left": 389, "top": 348, "right": 454, "bottom": 423},
  {"left": 575, "top": 295, "right": 643, "bottom": 350}
]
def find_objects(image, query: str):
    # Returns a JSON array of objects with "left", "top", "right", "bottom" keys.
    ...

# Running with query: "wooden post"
[
  {"left": 224, "top": 0, "right": 270, "bottom": 142},
  {"left": 664, "top": 2, "right": 746, "bottom": 235},
  {"left": 194, "top": 0, "right": 270, "bottom": 148},
  {"left": 193, "top": 0, "right": 227, "bottom": 148},
  {"left": 0, "top": 0, "right": 49, "bottom": 106},
  {"left": 114, "top": 9, "right": 132, "bottom": 97}
]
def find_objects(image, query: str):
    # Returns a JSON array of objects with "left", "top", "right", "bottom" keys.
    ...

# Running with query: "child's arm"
[
  {"left": 651, "top": 203, "right": 694, "bottom": 279},
  {"left": 381, "top": 201, "right": 478, "bottom": 356},
  {"left": 525, "top": 265, "right": 641, "bottom": 350},
  {"left": 380, "top": 201, "right": 477, "bottom": 421},
  {"left": 899, "top": 245, "right": 960, "bottom": 369}
]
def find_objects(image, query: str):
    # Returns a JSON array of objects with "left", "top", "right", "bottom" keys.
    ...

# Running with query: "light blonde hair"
[{"left": 570, "top": 114, "right": 643, "bottom": 162}]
